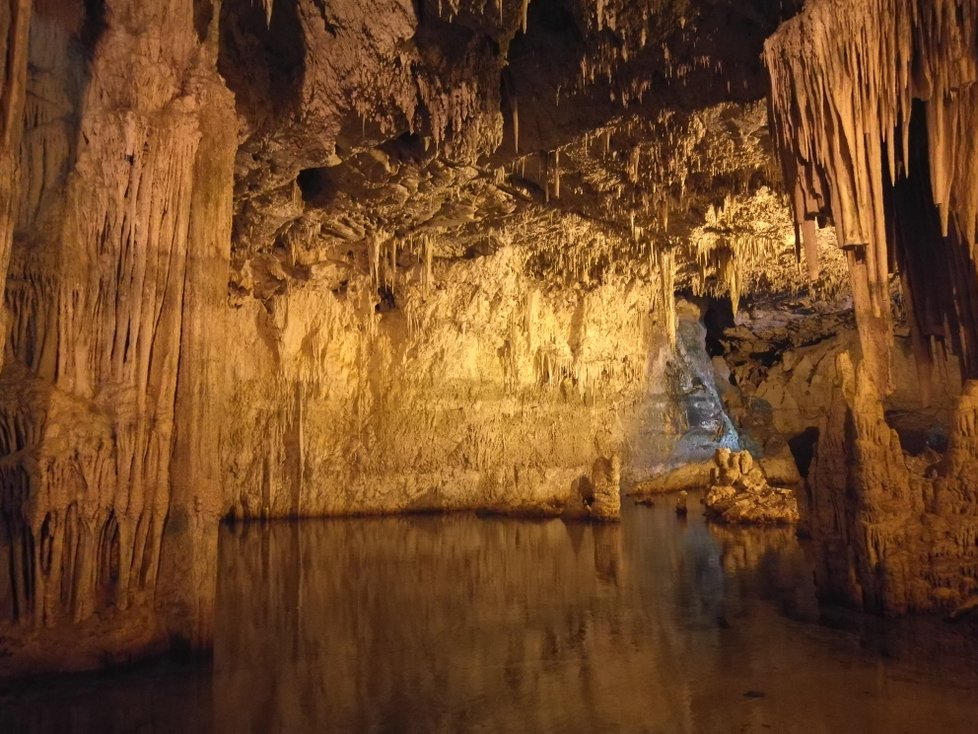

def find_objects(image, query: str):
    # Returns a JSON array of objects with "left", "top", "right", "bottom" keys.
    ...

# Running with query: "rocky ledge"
[{"left": 704, "top": 448, "right": 799, "bottom": 525}]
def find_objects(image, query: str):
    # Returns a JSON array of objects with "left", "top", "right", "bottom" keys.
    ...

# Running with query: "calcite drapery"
[
  {"left": 764, "top": 0, "right": 978, "bottom": 394},
  {"left": 0, "top": 0, "right": 232, "bottom": 671},
  {"left": 0, "top": 0, "right": 32, "bottom": 362},
  {"left": 222, "top": 248, "right": 675, "bottom": 520}
]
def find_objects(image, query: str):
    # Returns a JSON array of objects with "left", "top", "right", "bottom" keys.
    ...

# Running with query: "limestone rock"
[
  {"left": 704, "top": 448, "right": 800, "bottom": 525},
  {"left": 4, "top": 0, "right": 978, "bottom": 684},
  {"left": 629, "top": 459, "right": 715, "bottom": 496},
  {"left": 805, "top": 353, "right": 978, "bottom": 614},
  {"left": 588, "top": 454, "right": 622, "bottom": 521}
]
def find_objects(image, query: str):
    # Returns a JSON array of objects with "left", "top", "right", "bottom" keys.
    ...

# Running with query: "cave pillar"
[
  {"left": 1, "top": 0, "right": 234, "bottom": 669},
  {"left": 810, "top": 353, "right": 919, "bottom": 611},
  {"left": 0, "top": 0, "right": 32, "bottom": 361},
  {"left": 158, "top": 33, "right": 237, "bottom": 651}
]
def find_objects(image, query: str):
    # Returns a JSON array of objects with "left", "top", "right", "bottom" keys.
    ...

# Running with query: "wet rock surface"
[
  {"left": 3, "top": 0, "right": 978, "bottom": 680},
  {"left": 704, "top": 448, "right": 800, "bottom": 525}
]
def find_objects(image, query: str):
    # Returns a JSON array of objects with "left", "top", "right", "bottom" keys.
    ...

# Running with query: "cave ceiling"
[{"left": 219, "top": 0, "right": 828, "bottom": 307}]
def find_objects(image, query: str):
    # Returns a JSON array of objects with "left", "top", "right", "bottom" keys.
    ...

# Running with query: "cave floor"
[{"left": 4, "top": 494, "right": 978, "bottom": 733}]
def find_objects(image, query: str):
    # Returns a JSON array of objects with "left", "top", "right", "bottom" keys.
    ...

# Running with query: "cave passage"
[
  {"left": 4, "top": 499, "right": 978, "bottom": 732},
  {"left": 4, "top": 0, "right": 978, "bottom": 714}
]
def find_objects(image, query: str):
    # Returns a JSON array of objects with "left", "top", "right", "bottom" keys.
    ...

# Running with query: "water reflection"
[{"left": 3, "top": 495, "right": 978, "bottom": 733}]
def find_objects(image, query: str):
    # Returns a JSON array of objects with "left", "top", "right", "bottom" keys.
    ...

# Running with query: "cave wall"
[
  {"left": 765, "top": 0, "right": 978, "bottom": 613},
  {"left": 3, "top": 0, "right": 728, "bottom": 675},
  {"left": 765, "top": 0, "right": 978, "bottom": 394},
  {"left": 222, "top": 247, "right": 678, "bottom": 518},
  {"left": 5, "top": 0, "right": 966, "bottom": 677},
  {"left": 0, "top": 0, "right": 31, "bottom": 361},
  {"left": 0, "top": 0, "right": 232, "bottom": 673}
]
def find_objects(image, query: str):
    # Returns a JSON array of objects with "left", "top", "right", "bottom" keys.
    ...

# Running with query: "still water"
[{"left": 5, "top": 494, "right": 978, "bottom": 733}]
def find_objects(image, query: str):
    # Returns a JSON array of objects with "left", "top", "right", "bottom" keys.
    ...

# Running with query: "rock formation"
[
  {"left": 704, "top": 447, "right": 799, "bottom": 525},
  {"left": 763, "top": 0, "right": 978, "bottom": 613},
  {"left": 765, "top": 0, "right": 978, "bottom": 396},
  {"left": 0, "top": 0, "right": 234, "bottom": 674},
  {"left": 1, "top": 0, "right": 977, "bottom": 677},
  {"left": 806, "top": 353, "right": 978, "bottom": 613}
]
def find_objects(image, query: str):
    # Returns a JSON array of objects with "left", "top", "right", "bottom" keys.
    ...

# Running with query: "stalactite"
[
  {"left": 652, "top": 247, "right": 676, "bottom": 349},
  {"left": 553, "top": 149, "right": 561, "bottom": 199},
  {"left": 512, "top": 95, "right": 519, "bottom": 155},
  {"left": 764, "top": 0, "right": 978, "bottom": 390}
]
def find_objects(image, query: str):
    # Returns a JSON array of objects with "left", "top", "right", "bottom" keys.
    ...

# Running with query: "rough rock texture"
[
  {"left": 3, "top": 0, "right": 978, "bottom": 678},
  {"left": 764, "top": 0, "right": 978, "bottom": 611},
  {"left": 807, "top": 353, "right": 978, "bottom": 613},
  {"left": 765, "top": 0, "right": 978, "bottom": 395},
  {"left": 704, "top": 447, "right": 799, "bottom": 524},
  {"left": 222, "top": 249, "right": 670, "bottom": 519},
  {"left": 581, "top": 453, "right": 623, "bottom": 521},
  {"left": 630, "top": 459, "right": 714, "bottom": 496},
  {"left": 0, "top": 0, "right": 233, "bottom": 674},
  {"left": 717, "top": 296, "right": 960, "bottom": 475},
  {"left": 0, "top": 0, "right": 31, "bottom": 361},
  {"left": 0, "top": 0, "right": 812, "bottom": 676}
]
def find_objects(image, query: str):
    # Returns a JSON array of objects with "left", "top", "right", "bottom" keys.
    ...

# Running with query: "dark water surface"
[{"left": 5, "top": 494, "right": 978, "bottom": 733}]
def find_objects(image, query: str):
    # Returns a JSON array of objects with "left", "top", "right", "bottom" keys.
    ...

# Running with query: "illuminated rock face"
[
  {"left": 764, "top": 0, "right": 978, "bottom": 614},
  {"left": 0, "top": 0, "right": 801, "bottom": 675},
  {"left": 0, "top": 0, "right": 234, "bottom": 674},
  {"left": 0, "top": 0, "right": 976, "bottom": 677},
  {"left": 221, "top": 248, "right": 674, "bottom": 519},
  {"left": 806, "top": 354, "right": 978, "bottom": 613}
]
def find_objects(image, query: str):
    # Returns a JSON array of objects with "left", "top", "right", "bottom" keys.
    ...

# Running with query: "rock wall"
[
  {"left": 763, "top": 0, "right": 978, "bottom": 613},
  {"left": 808, "top": 353, "right": 978, "bottom": 613},
  {"left": 0, "top": 0, "right": 233, "bottom": 674},
  {"left": 222, "top": 246, "right": 677, "bottom": 519},
  {"left": 0, "top": 0, "right": 31, "bottom": 361},
  {"left": 720, "top": 299, "right": 960, "bottom": 465}
]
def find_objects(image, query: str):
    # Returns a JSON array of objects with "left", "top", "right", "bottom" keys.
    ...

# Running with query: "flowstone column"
[{"left": 0, "top": 0, "right": 233, "bottom": 673}]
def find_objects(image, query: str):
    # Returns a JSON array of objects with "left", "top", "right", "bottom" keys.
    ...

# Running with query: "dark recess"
[
  {"left": 703, "top": 297, "right": 736, "bottom": 357},
  {"left": 296, "top": 167, "right": 338, "bottom": 207},
  {"left": 788, "top": 427, "right": 819, "bottom": 478}
]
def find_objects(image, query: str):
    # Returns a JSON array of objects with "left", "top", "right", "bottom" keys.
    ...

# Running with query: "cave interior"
[{"left": 2, "top": 0, "right": 978, "bottom": 724}]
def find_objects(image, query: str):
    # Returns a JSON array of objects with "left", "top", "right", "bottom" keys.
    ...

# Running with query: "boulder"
[{"left": 704, "top": 448, "right": 800, "bottom": 525}]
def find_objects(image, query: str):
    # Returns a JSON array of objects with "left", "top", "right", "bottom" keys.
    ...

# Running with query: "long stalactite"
[
  {"left": 764, "top": 0, "right": 978, "bottom": 395},
  {"left": 766, "top": 0, "right": 978, "bottom": 614}
]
